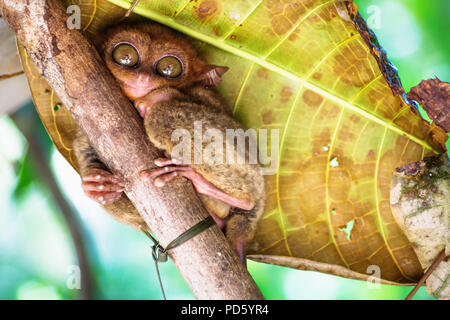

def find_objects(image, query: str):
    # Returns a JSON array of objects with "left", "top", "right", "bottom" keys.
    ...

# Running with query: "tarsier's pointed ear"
[{"left": 197, "top": 65, "right": 229, "bottom": 87}]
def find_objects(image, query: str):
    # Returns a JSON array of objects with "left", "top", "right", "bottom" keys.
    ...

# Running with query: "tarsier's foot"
[
  {"left": 81, "top": 169, "right": 124, "bottom": 205},
  {"left": 231, "top": 235, "right": 247, "bottom": 267},
  {"left": 227, "top": 211, "right": 252, "bottom": 267},
  {"left": 140, "top": 158, "right": 227, "bottom": 228},
  {"left": 140, "top": 158, "right": 253, "bottom": 265},
  {"left": 140, "top": 158, "right": 255, "bottom": 211}
]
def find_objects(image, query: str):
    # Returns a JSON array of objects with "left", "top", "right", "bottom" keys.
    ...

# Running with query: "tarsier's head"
[{"left": 96, "top": 23, "right": 228, "bottom": 101}]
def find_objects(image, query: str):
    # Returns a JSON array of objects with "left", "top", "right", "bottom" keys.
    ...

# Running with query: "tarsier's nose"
[{"left": 136, "top": 73, "right": 151, "bottom": 84}]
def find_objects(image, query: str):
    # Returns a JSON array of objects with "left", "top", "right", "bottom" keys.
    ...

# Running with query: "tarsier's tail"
[{"left": 226, "top": 198, "right": 265, "bottom": 266}]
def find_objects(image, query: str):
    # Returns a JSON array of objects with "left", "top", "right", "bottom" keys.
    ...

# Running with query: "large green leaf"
[{"left": 19, "top": 0, "right": 447, "bottom": 284}]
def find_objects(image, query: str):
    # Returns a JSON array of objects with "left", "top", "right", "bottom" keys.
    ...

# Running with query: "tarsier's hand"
[
  {"left": 134, "top": 88, "right": 185, "bottom": 118},
  {"left": 81, "top": 168, "right": 124, "bottom": 205}
]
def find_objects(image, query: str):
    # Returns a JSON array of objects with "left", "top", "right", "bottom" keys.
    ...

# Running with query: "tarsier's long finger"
[
  {"left": 82, "top": 175, "right": 122, "bottom": 185},
  {"left": 153, "top": 172, "right": 179, "bottom": 187},
  {"left": 154, "top": 158, "right": 184, "bottom": 167},
  {"left": 85, "top": 190, "right": 122, "bottom": 205},
  {"left": 140, "top": 165, "right": 190, "bottom": 180},
  {"left": 82, "top": 171, "right": 123, "bottom": 185},
  {"left": 82, "top": 181, "right": 125, "bottom": 192}
]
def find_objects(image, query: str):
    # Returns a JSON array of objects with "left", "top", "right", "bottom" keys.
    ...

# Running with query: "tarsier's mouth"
[
  {"left": 116, "top": 77, "right": 157, "bottom": 99},
  {"left": 126, "top": 81, "right": 153, "bottom": 93}
]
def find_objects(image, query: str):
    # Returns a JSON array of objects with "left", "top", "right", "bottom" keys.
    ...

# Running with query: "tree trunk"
[{"left": 1, "top": 0, "right": 264, "bottom": 299}]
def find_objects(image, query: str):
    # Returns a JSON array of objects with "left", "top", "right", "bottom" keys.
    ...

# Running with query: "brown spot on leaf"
[
  {"left": 262, "top": 111, "right": 275, "bottom": 124},
  {"left": 195, "top": 0, "right": 222, "bottom": 21},
  {"left": 332, "top": 43, "right": 375, "bottom": 87},
  {"left": 313, "top": 72, "right": 322, "bottom": 80},
  {"left": 285, "top": 2, "right": 306, "bottom": 21},
  {"left": 256, "top": 68, "right": 269, "bottom": 80},
  {"left": 268, "top": 0, "right": 307, "bottom": 36},
  {"left": 271, "top": 15, "right": 293, "bottom": 36},
  {"left": 213, "top": 26, "right": 222, "bottom": 37},
  {"left": 302, "top": 89, "right": 323, "bottom": 107},
  {"left": 318, "top": 7, "right": 336, "bottom": 22},
  {"left": 280, "top": 86, "right": 293, "bottom": 102},
  {"left": 311, "top": 128, "right": 331, "bottom": 152},
  {"left": 349, "top": 114, "right": 361, "bottom": 123},
  {"left": 367, "top": 88, "right": 383, "bottom": 105},
  {"left": 337, "top": 125, "right": 355, "bottom": 141},
  {"left": 288, "top": 28, "right": 300, "bottom": 41},
  {"left": 266, "top": 0, "right": 283, "bottom": 15}
]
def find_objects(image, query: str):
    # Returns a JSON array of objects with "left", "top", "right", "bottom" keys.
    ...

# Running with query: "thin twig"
[
  {"left": 0, "top": 70, "right": 24, "bottom": 81},
  {"left": 405, "top": 249, "right": 447, "bottom": 300},
  {"left": 122, "top": 0, "right": 140, "bottom": 19}
]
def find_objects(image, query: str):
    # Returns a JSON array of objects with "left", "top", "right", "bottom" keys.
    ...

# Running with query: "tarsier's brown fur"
[{"left": 73, "top": 22, "right": 266, "bottom": 263}]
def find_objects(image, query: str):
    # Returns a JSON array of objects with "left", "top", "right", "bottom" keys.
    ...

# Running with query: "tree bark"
[{"left": 1, "top": 0, "right": 264, "bottom": 299}]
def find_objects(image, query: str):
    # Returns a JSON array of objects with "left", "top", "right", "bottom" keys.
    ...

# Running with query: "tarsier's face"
[{"left": 97, "top": 23, "right": 227, "bottom": 101}]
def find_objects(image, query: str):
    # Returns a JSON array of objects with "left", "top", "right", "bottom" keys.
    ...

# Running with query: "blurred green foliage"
[
  {"left": 0, "top": 0, "right": 448, "bottom": 300},
  {"left": 355, "top": 0, "right": 450, "bottom": 151}
]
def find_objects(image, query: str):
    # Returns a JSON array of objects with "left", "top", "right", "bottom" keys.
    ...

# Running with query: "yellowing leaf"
[{"left": 19, "top": 0, "right": 447, "bottom": 284}]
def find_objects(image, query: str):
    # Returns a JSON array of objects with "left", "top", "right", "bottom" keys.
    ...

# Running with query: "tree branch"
[
  {"left": 1, "top": 0, "right": 263, "bottom": 299},
  {"left": 0, "top": 71, "right": 24, "bottom": 81}
]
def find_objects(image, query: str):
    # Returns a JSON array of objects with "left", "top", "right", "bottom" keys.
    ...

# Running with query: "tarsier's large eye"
[
  {"left": 112, "top": 43, "right": 139, "bottom": 68},
  {"left": 155, "top": 56, "right": 183, "bottom": 78}
]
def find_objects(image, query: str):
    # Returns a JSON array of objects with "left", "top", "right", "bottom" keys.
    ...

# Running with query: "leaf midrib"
[{"left": 109, "top": 0, "right": 438, "bottom": 153}]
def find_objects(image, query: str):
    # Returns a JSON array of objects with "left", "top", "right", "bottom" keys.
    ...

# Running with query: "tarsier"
[{"left": 74, "top": 23, "right": 266, "bottom": 264}]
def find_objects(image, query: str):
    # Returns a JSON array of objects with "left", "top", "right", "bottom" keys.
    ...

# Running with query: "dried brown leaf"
[{"left": 406, "top": 78, "right": 450, "bottom": 132}]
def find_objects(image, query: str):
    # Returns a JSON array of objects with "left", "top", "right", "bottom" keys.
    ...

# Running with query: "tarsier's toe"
[
  {"left": 140, "top": 159, "right": 189, "bottom": 188},
  {"left": 82, "top": 168, "right": 123, "bottom": 184},
  {"left": 82, "top": 180, "right": 124, "bottom": 193},
  {"left": 154, "top": 172, "right": 179, "bottom": 187},
  {"left": 231, "top": 236, "right": 247, "bottom": 267},
  {"left": 154, "top": 157, "right": 183, "bottom": 167},
  {"left": 81, "top": 169, "right": 124, "bottom": 205},
  {"left": 134, "top": 100, "right": 151, "bottom": 118},
  {"left": 84, "top": 189, "right": 123, "bottom": 205},
  {"left": 140, "top": 167, "right": 183, "bottom": 187}
]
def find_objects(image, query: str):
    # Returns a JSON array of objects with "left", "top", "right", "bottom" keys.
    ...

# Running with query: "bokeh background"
[{"left": 0, "top": 0, "right": 448, "bottom": 300}]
